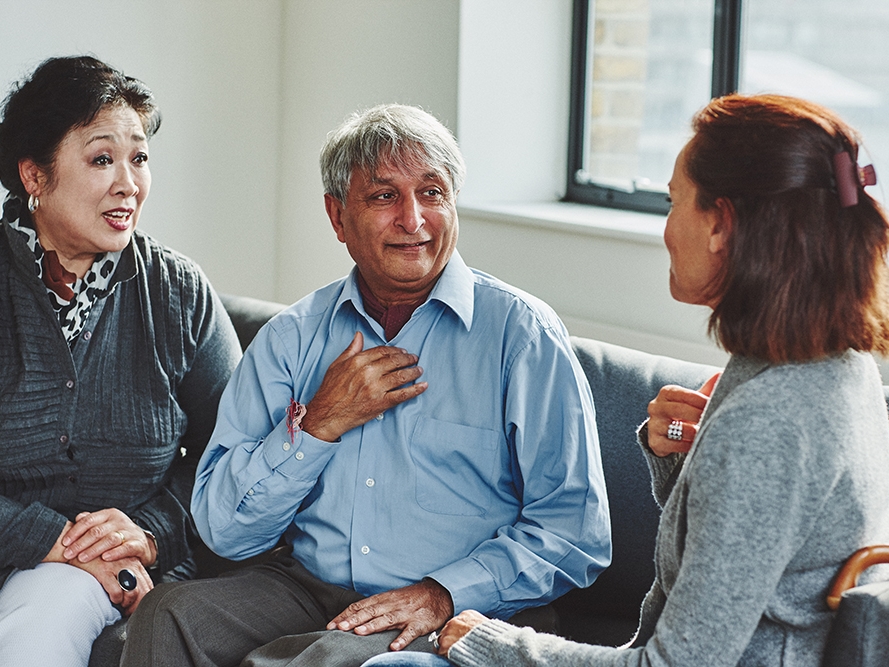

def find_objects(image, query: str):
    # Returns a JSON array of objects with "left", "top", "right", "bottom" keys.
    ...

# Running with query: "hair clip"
[{"left": 833, "top": 151, "right": 877, "bottom": 208}]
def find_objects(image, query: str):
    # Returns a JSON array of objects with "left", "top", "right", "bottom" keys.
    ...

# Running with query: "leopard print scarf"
[{"left": 2, "top": 194, "right": 120, "bottom": 347}]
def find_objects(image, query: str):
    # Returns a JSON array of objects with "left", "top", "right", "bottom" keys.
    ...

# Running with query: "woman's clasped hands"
[{"left": 48, "top": 508, "right": 155, "bottom": 614}]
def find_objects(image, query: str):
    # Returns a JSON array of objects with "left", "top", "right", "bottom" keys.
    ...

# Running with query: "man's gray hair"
[{"left": 320, "top": 104, "right": 466, "bottom": 202}]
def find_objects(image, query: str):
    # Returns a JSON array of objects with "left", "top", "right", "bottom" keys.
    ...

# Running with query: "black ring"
[{"left": 117, "top": 568, "right": 137, "bottom": 591}]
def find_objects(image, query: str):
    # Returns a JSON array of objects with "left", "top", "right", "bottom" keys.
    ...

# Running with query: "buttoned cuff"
[
  {"left": 260, "top": 417, "right": 337, "bottom": 480},
  {"left": 428, "top": 557, "right": 501, "bottom": 617}
]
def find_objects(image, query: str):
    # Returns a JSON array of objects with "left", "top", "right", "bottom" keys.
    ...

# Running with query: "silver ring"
[
  {"left": 117, "top": 568, "right": 137, "bottom": 591},
  {"left": 667, "top": 420, "right": 683, "bottom": 441},
  {"left": 428, "top": 630, "right": 440, "bottom": 650}
]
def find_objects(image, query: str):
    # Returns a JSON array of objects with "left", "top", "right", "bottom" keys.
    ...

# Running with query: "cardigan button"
[
  {"left": 66, "top": 380, "right": 75, "bottom": 389},
  {"left": 59, "top": 434, "right": 69, "bottom": 444}
]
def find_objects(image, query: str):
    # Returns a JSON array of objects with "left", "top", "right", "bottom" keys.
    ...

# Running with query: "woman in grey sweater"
[{"left": 363, "top": 95, "right": 889, "bottom": 666}]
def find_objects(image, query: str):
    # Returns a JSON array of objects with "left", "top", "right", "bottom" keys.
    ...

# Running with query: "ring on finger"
[
  {"left": 115, "top": 530, "right": 126, "bottom": 545},
  {"left": 667, "top": 420, "right": 684, "bottom": 441},
  {"left": 117, "top": 568, "right": 137, "bottom": 591}
]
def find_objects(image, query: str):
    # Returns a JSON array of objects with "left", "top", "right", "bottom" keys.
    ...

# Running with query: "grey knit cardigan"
[
  {"left": 0, "top": 217, "right": 241, "bottom": 585},
  {"left": 449, "top": 353, "right": 889, "bottom": 667}
]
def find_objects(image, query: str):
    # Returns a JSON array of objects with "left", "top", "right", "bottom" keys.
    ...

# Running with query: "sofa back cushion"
[
  {"left": 218, "top": 293, "right": 288, "bottom": 351},
  {"left": 562, "top": 337, "right": 719, "bottom": 624}
]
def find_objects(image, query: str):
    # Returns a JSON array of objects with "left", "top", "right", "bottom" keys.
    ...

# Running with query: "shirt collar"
[
  {"left": 426, "top": 250, "right": 474, "bottom": 331},
  {"left": 332, "top": 250, "right": 475, "bottom": 334}
]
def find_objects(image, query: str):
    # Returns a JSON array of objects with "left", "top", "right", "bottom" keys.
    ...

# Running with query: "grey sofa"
[{"left": 89, "top": 293, "right": 889, "bottom": 665}]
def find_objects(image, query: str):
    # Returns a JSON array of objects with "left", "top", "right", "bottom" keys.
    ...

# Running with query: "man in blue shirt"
[{"left": 122, "top": 104, "right": 610, "bottom": 666}]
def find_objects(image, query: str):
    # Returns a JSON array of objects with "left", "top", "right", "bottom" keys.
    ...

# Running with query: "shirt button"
[
  {"left": 365, "top": 478, "right": 375, "bottom": 487},
  {"left": 247, "top": 489, "right": 255, "bottom": 496},
  {"left": 361, "top": 545, "right": 370, "bottom": 555},
  {"left": 282, "top": 442, "right": 291, "bottom": 451},
  {"left": 295, "top": 451, "right": 304, "bottom": 460},
  {"left": 375, "top": 413, "right": 384, "bottom": 421},
  {"left": 82, "top": 331, "right": 92, "bottom": 341},
  {"left": 65, "top": 380, "right": 75, "bottom": 389}
]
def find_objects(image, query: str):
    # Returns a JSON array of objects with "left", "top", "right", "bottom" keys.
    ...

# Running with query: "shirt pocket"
[{"left": 410, "top": 416, "right": 501, "bottom": 516}]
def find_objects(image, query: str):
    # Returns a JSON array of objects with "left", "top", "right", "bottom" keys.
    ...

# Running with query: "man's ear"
[
  {"left": 709, "top": 196, "right": 734, "bottom": 254},
  {"left": 324, "top": 193, "right": 347, "bottom": 244},
  {"left": 18, "top": 158, "right": 45, "bottom": 196}
]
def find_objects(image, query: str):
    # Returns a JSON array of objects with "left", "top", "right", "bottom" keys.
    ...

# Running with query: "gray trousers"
[{"left": 119, "top": 553, "right": 434, "bottom": 667}]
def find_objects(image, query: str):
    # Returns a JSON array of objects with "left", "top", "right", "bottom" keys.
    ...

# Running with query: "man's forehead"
[{"left": 359, "top": 156, "right": 447, "bottom": 185}]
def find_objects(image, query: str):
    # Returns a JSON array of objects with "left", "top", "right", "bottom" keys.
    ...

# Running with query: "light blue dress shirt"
[{"left": 193, "top": 252, "right": 611, "bottom": 619}]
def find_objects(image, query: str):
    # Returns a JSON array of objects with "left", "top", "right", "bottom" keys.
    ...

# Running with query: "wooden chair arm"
[{"left": 827, "top": 545, "right": 889, "bottom": 610}]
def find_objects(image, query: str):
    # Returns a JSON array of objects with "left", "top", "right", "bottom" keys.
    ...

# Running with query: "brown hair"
[{"left": 684, "top": 94, "right": 889, "bottom": 362}]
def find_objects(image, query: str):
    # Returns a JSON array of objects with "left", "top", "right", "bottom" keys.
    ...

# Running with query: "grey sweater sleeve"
[
  {"left": 636, "top": 420, "right": 686, "bottom": 508},
  {"left": 449, "top": 619, "right": 632, "bottom": 667},
  {"left": 449, "top": 395, "right": 831, "bottom": 667}
]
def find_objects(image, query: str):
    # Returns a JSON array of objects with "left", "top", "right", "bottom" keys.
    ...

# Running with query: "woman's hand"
[
  {"left": 43, "top": 520, "right": 154, "bottom": 616},
  {"left": 61, "top": 508, "right": 157, "bottom": 568},
  {"left": 70, "top": 555, "right": 154, "bottom": 616},
  {"left": 647, "top": 372, "right": 721, "bottom": 457},
  {"left": 435, "top": 609, "right": 490, "bottom": 656}
]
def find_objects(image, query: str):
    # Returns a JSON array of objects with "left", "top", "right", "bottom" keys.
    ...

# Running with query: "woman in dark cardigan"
[{"left": 0, "top": 56, "right": 240, "bottom": 665}]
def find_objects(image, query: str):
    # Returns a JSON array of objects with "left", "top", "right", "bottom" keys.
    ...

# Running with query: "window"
[{"left": 567, "top": 0, "right": 889, "bottom": 214}]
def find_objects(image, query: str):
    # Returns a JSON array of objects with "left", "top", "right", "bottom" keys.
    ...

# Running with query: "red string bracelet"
[{"left": 286, "top": 398, "right": 307, "bottom": 443}]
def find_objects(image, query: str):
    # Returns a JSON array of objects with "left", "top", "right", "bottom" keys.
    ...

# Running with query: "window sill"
[{"left": 457, "top": 200, "right": 666, "bottom": 247}]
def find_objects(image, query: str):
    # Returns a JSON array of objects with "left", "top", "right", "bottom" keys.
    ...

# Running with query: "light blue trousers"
[
  {"left": 362, "top": 652, "right": 452, "bottom": 667},
  {"left": 0, "top": 562, "right": 121, "bottom": 667}
]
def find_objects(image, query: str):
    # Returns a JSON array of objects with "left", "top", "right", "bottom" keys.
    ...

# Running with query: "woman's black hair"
[{"left": 0, "top": 55, "right": 161, "bottom": 199}]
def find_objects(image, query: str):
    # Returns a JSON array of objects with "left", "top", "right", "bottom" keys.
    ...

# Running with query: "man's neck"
[{"left": 356, "top": 272, "right": 429, "bottom": 340}]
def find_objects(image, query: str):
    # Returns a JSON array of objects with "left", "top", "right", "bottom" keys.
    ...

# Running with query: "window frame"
[{"left": 565, "top": 0, "right": 743, "bottom": 215}]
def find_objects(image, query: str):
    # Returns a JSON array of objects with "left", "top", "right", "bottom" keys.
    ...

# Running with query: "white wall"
[
  {"left": 273, "top": 0, "right": 460, "bottom": 304},
  {"left": 0, "top": 0, "right": 460, "bottom": 304},
  {"left": 0, "top": 0, "right": 282, "bottom": 299},
  {"left": 456, "top": 0, "right": 571, "bottom": 204},
  {"left": 0, "top": 0, "right": 726, "bottom": 365},
  {"left": 454, "top": 0, "right": 726, "bottom": 365}
]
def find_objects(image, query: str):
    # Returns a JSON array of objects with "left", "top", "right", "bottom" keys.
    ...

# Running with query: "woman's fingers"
[
  {"left": 69, "top": 557, "right": 153, "bottom": 615},
  {"left": 699, "top": 372, "right": 722, "bottom": 397},
  {"left": 62, "top": 509, "right": 149, "bottom": 564},
  {"left": 646, "top": 373, "right": 721, "bottom": 457}
]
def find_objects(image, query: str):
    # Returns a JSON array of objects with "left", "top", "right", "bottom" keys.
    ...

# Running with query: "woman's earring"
[{"left": 27, "top": 194, "right": 39, "bottom": 213}]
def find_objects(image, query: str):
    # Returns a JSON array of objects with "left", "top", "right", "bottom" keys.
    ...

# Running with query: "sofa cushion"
[{"left": 555, "top": 337, "right": 719, "bottom": 646}]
